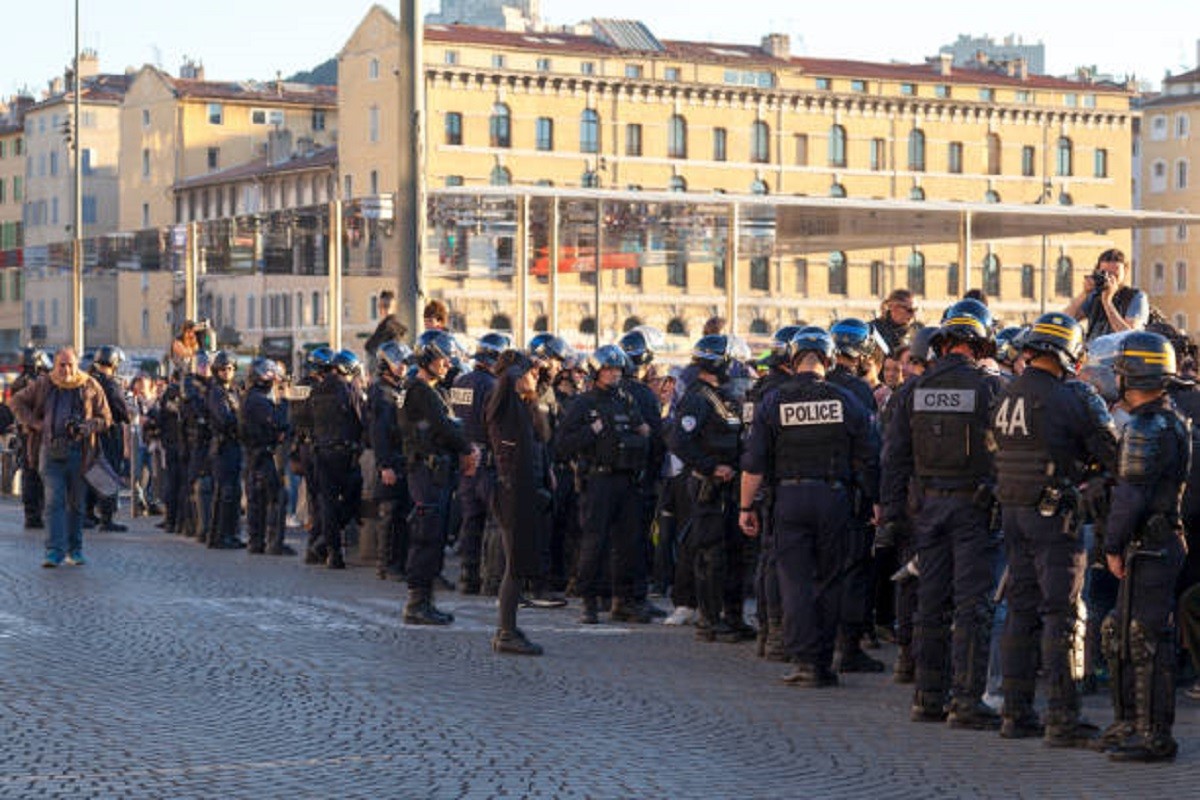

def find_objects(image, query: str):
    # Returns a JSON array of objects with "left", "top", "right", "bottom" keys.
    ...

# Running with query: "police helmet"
[
  {"left": 528, "top": 332, "right": 572, "bottom": 363},
  {"left": 588, "top": 344, "right": 629, "bottom": 376},
  {"left": 994, "top": 326, "right": 1028, "bottom": 367},
  {"left": 332, "top": 349, "right": 361, "bottom": 376},
  {"left": 93, "top": 345, "right": 125, "bottom": 369},
  {"left": 212, "top": 350, "right": 236, "bottom": 373},
  {"left": 768, "top": 325, "right": 803, "bottom": 364},
  {"left": 307, "top": 346, "right": 335, "bottom": 371},
  {"left": 690, "top": 334, "right": 732, "bottom": 375},
  {"left": 377, "top": 341, "right": 413, "bottom": 374},
  {"left": 1114, "top": 331, "right": 1177, "bottom": 391},
  {"left": 475, "top": 332, "right": 513, "bottom": 367},
  {"left": 936, "top": 300, "right": 994, "bottom": 351},
  {"left": 942, "top": 297, "right": 995, "bottom": 332},
  {"left": 787, "top": 327, "right": 835, "bottom": 365},
  {"left": 830, "top": 318, "right": 888, "bottom": 362},
  {"left": 1022, "top": 312, "right": 1084, "bottom": 372},
  {"left": 250, "top": 357, "right": 280, "bottom": 386},
  {"left": 414, "top": 329, "right": 461, "bottom": 369},
  {"left": 618, "top": 326, "right": 665, "bottom": 368},
  {"left": 908, "top": 326, "right": 939, "bottom": 365},
  {"left": 21, "top": 346, "right": 52, "bottom": 373},
  {"left": 193, "top": 350, "right": 212, "bottom": 377}
]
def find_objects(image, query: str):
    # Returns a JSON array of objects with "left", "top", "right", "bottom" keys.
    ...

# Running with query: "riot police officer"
[
  {"left": 991, "top": 312, "right": 1118, "bottom": 745},
  {"left": 310, "top": 349, "right": 366, "bottom": 569},
  {"left": 368, "top": 342, "right": 413, "bottom": 580},
  {"left": 828, "top": 318, "right": 886, "bottom": 673},
  {"left": 739, "top": 327, "right": 880, "bottom": 687},
  {"left": 1099, "top": 332, "right": 1189, "bottom": 762},
  {"left": 240, "top": 358, "right": 292, "bottom": 555},
  {"left": 883, "top": 301, "right": 1004, "bottom": 728},
  {"left": 668, "top": 335, "right": 743, "bottom": 642},
  {"left": 555, "top": 345, "right": 652, "bottom": 624},
  {"left": 11, "top": 347, "right": 51, "bottom": 528},
  {"left": 88, "top": 345, "right": 131, "bottom": 532},
  {"left": 180, "top": 351, "right": 214, "bottom": 541},
  {"left": 206, "top": 350, "right": 245, "bottom": 549},
  {"left": 400, "top": 330, "right": 477, "bottom": 625},
  {"left": 151, "top": 371, "right": 185, "bottom": 533},
  {"left": 450, "top": 332, "right": 509, "bottom": 594},
  {"left": 293, "top": 346, "right": 333, "bottom": 563}
]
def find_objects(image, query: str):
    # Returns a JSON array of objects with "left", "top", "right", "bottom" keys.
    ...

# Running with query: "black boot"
[
  {"left": 1095, "top": 612, "right": 1135, "bottom": 751},
  {"left": 492, "top": 628, "right": 543, "bottom": 656},
  {"left": 610, "top": 597, "right": 652, "bottom": 624},
  {"left": 893, "top": 645, "right": 916, "bottom": 684},
  {"left": 1109, "top": 625, "right": 1178, "bottom": 762},
  {"left": 763, "top": 620, "right": 788, "bottom": 662},
  {"left": 404, "top": 588, "right": 454, "bottom": 626},
  {"left": 782, "top": 662, "right": 838, "bottom": 688},
  {"left": 910, "top": 690, "right": 948, "bottom": 723},
  {"left": 579, "top": 596, "right": 600, "bottom": 625}
]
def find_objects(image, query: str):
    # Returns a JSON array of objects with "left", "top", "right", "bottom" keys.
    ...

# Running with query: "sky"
[{"left": 4, "top": 0, "right": 1197, "bottom": 98}]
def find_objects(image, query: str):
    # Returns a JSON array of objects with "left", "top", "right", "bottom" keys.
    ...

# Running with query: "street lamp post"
[
  {"left": 397, "top": 0, "right": 424, "bottom": 339},
  {"left": 71, "top": 0, "right": 83, "bottom": 351}
]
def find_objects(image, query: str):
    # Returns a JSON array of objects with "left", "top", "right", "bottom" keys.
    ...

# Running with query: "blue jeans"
[{"left": 42, "top": 444, "right": 85, "bottom": 558}]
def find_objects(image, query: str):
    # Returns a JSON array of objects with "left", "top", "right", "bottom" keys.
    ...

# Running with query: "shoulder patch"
[
  {"left": 680, "top": 415, "right": 697, "bottom": 433},
  {"left": 779, "top": 399, "right": 843, "bottom": 426}
]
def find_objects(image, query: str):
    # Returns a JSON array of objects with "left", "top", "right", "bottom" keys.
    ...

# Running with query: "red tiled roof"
[
  {"left": 424, "top": 23, "right": 1131, "bottom": 95},
  {"left": 30, "top": 73, "right": 132, "bottom": 110},
  {"left": 1165, "top": 67, "right": 1200, "bottom": 83},
  {"left": 175, "top": 144, "right": 336, "bottom": 191},
  {"left": 169, "top": 77, "right": 337, "bottom": 107}
]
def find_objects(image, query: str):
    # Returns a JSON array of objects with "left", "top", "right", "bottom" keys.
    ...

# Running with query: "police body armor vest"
[
  {"left": 399, "top": 378, "right": 455, "bottom": 459},
  {"left": 1121, "top": 405, "right": 1190, "bottom": 520},
  {"left": 310, "top": 381, "right": 355, "bottom": 448},
  {"left": 773, "top": 380, "right": 852, "bottom": 482},
  {"left": 450, "top": 369, "right": 492, "bottom": 446},
  {"left": 183, "top": 379, "right": 211, "bottom": 450},
  {"left": 910, "top": 364, "right": 990, "bottom": 482},
  {"left": 992, "top": 377, "right": 1057, "bottom": 506},
  {"left": 694, "top": 383, "right": 742, "bottom": 463},
  {"left": 239, "top": 389, "right": 277, "bottom": 449},
  {"left": 593, "top": 389, "right": 647, "bottom": 473}
]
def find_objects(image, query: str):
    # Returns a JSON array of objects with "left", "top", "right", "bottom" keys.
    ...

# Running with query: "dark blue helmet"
[
  {"left": 1022, "top": 312, "right": 1083, "bottom": 372},
  {"left": 768, "top": 325, "right": 803, "bottom": 364},
  {"left": 691, "top": 334, "right": 731, "bottom": 375},
  {"left": 588, "top": 344, "right": 629, "bottom": 376},
  {"left": 415, "top": 329, "right": 462, "bottom": 369},
  {"left": 830, "top": 318, "right": 888, "bottom": 360},
  {"left": 942, "top": 297, "right": 994, "bottom": 332},
  {"left": 93, "top": 345, "right": 125, "bottom": 368},
  {"left": 250, "top": 357, "right": 280, "bottom": 385},
  {"left": 1114, "top": 331, "right": 1175, "bottom": 390},
  {"left": 332, "top": 349, "right": 361, "bottom": 376},
  {"left": 994, "top": 326, "right": 1028, "bottom": 367},
  {"left": 937, "top": 300, "right": 994, "bottom": 349},
  {"left": 377, "top": 341, "right": 412, "bottom": 373},
  {"left": 618, "top": 326, "right": 665, "bottom": 368},
  {"left": 22, "top": 346, "right": 51, "bottom": 373},
  {"left": 475, "top": 332, "right": 513, "bottom": 367},
  {"left": 787, "top": 327, "right": 835, "bottom": 364},
  {"left": 528, "top": 332, "right": 572, "bottom": 363},
  {"left": 212, "top": 350, "right": 236, "bottom": 372},
  {"left": 307, "top": 346, "right": 335, "bottom": 370},
  {"left": 908, "top": 326, "right": 939, "bottom": 365}
]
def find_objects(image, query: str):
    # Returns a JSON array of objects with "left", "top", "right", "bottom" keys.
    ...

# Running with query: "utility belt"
[
  {"left": 410, "top": 452, "right": 455, "bottom": 486},
  {"left": 315, "top": 441, "right": 359, "bottom": 456},
  {"left": 689, "top": 470, "right": 732, "bottom": 505},
  {"left": 588, "top": 464, "right": 638, "bottom": 477},
  {"left": 777, "top": 477, "right": 846, "bottom": 491}
]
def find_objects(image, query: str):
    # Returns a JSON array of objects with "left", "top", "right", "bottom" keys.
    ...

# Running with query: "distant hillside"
[{"left": 286, "top": 58, "right": 337, "bottom": 86}]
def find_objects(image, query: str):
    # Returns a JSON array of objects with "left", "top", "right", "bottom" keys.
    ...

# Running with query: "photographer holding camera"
[
  {"left": 1065, "top": 249, "right": 1149, "bottom": 342},
  {"left": 11, "top": 347, "right": 112, "bottom": 568}
]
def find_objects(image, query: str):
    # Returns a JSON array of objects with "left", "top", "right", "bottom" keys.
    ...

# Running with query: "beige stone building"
[
  {"left": 118, "top": 62, "right": 338, "bottom": 233},
  {"left": 0, "top": 96, "right": 32, "bottom": 351},
  {"left": 339, "top": 7, "right": 1137, "bottom": 345},
  {"left": 1137, "top": 61, "right": 1198, "bottom": 332}
]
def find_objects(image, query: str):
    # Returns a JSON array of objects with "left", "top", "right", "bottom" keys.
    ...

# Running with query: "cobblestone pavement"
[{"left": 3, "top": 503, "right": 1199, "bottom": 799}]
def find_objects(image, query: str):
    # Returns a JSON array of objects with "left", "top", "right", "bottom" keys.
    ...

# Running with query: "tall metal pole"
[
  {"left": 329, "top": 200, "right": 343, "bottom": 350},
  {"left": 514, "top": 195, "right": 529, "bottom": 347},
  {"left": 71, "top": 0, "right": 83, "bottom": 351},
  {"left": 397, "top": 0, "right": 424, "bottom": 339},
  {"left": 593, "top": 199, "right": 602, "bottom": 349}
]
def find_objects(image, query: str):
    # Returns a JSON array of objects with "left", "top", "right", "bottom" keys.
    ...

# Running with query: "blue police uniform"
[
  {"left": 207, "top": 377, "right": 244, "bottom": 549},
  {"left": 450, "top": 365, "right": 498, "bottom": 593}
]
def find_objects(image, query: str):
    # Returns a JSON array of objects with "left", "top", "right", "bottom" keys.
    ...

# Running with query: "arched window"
[
  {"left": 984, "top": 189, "right": 1001, "bottom": 203},
  {"left": 668, "top": 175, "right": 687, "bottom": 192},
  {"left": 489, "top": 313, "right": 512, "bottom": 331},
  {"left": 489, "top": 104, "right": 511, "bottom": 148},
  {"left": 983, "top": 253, "right": 1001, "bottom": 297},
  {"left": 829, "top": 182, "right": 847, "bottom": 198},
  {"left": 1056, "top": 136, "right": 1073, "bottom": 176},
  {"left": 907, "top": 251, "right": 926, "bottom": 296},
  {"left": 533, "top": 314, "right": 549, "bottom": 333},
  {"left": 490, "top": 165, "right": 512, "bottom": 186},
  {"left": 1058, "top": 192, "right": 1073, "bottom": 206},
  {"left": 582, "top": 171, "right": 601, "bottom": 188},
  {"left": 909, "top": 186, "right": 925, "bottom": 201},
  {"left": 828, "top": 251, "right": 848, "bottom": 295},
  {"left": 750, "top": 179, "right": 768, "bottom": 195},
  {"left": 750, "top": 121, "right": 770, "bottom": 164},
  {"left": 580, "top": 109, "right": 600, "bottom": 154},
  {"left": 908, "top": 129, "right": 926, "bottom": 171},
  {"left": 828, "top": 124, "right": 846, "bottom": 167},
  {"left": 579, "top": 316, "right": 597, "bottom": 335},
  {"left": 749, "top": 318, "right": 771, "bottom": 335},
  {"left": 668, "top": 115, "right": 687, "bottom": 159},
  {"left": 666, "top": 317, "right": 688, "bottom": 335},
  {"left": 1054, "top": 256, "right": 1074, "bottom": 297},
  {"left": 622, "top": 316, "right": 643, "bottom": 332}
]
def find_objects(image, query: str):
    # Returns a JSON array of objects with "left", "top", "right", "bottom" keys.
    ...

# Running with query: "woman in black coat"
[{"left": 485, "top": 352, "right": 552, "bottom": 655}]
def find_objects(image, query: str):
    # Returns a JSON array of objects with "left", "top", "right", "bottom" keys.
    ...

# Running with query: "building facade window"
[
  {"left": 794, "top": 134, "right": 809, "bottom": 166},
  {"left": 750, "top": 179, "right": 768, "bottom": 195},
  {"left": 492, "top": 54, "right": 506, "bottom": 69},
  {"left": 870, "top": 260, "right": 884, "bottom": 297},
  {"left": 948, "top": 141, "right": 964, "bottom": 174},
  {"left": 795, "top": 258, "right": 808, "bottom": 295},
  {"left": 1176, "top": 260, "right": 1188, "bottom": 293},
  {"left": 908, "top": 129, "right": 926, "bottom": 172},
  {"left": 1056, "top": 136, "right": 1073, "bottom": 176},
  {"left": 536, "top": 58, "right": 552, "bottom": 72},
  {"left": 490, "top": 165, "right": 511, "bottom": 186},
  {"left": 907, "top": 251, "right": 926, "bottom": 295},
  {"left": 828, "top": 124, "right": 846, "bottom": 167},
  {"left": 750, "top": 256, "right": 770, "bottom": 290},
  {"left": 580, "top": 109, "right": 600, "bottom": 153},
  {"left": 1177, "top": 159, "right": 1189, "bottom": 190},
  {"left": 368, "top": 106, "right": 380, "bottom": 143},
  {"left": 536, "top": 117, "right": 554, "bottom": 151},
  {"left": 987, "top": 133, "right": 1001, "bottom": 175},
  {"left": 445, "top": 112, "right": 462, "bottom": 145},
  {"left": 581, "top": 171, "right": 600, "bottom": 188},
  {"left": 368, "top": 59, "right": 380, "bottom": 80},
  {"left": 667, "top": 115, "right": 687, "bottom": 159},
  {"left": 910, "top": 186, "right": 925, "bottom": 201},
  {"left": 1021, "top": 264, "right": 1035, "bottom": 299},
  {"left": 983, "top": 253, "right": 1001, "bottom": 297},
  {"left": 713, "top": 127, "right": 727, "bottom": 161},
  {"left": 828, "top": 251, "right": 847, "bottom": 295},
  {"left": 208, "top": 103, "right": 223, "bottom": 125},
  {"left": 490, "top": 104, "right": 512, "bottom": 148},
  {"left": 625, "top": 123, "right": 643, "bottom": 156},
  {"left": 1151, "top": 159, "right": 1168, "bottom": 192},
  {"left": 1094, "top": 148, "right": 1108, "bottom": 178},
  {"left": 1177, "top": 113, "right": 1190, "bottom": 139},
  {"left": 829, "top": 182, "right": 847, "bottom": 198},
  {"left": 668, "top": 175, "right": 686, "bottom": 192},
  {"left": 869, "top": 138, "right": 884, "bottom": 171},
  {"left": 750, "top": 121, "right": 770, "bottom": 164},
  {"left": 1055, "top": 256, "right": 1073, "bottom": 296}
]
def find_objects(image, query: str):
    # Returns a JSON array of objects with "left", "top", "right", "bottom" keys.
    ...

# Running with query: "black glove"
[{"left": 874, "top": 519, "right": 910, "bottom": 551}]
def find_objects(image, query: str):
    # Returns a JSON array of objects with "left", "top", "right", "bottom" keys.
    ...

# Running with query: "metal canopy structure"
[{"left": 430, "top": 186, "right": 1200, "bottom": 255}]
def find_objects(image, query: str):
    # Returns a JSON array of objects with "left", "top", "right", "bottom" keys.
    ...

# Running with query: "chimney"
[
  {"left": 268, "top": 128, "right": 293, "bottom": 166},
  {"left": 48, "top": 76, "right": 64, "bottom": 96},
  {"left": 761, "top": 33, "right": 791, "bottom": 59},
  {"left": 938, "top": 52, "right": 953, "bottom": 77},
  {"left": 78, "top": 49, "right": 100, "bottom": 81},
  {"left": 975, "top": 49, "right": 989, "bottom": 67},
  {"left": 180, "top": 57, "right": 204, "bottom": 81},
  {"left": 1016, "top": 57, "right": 1028, "bottom": 81}
]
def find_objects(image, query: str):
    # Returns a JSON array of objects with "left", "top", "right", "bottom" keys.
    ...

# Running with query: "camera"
[
  {"left": 1091, "top": 270, "right": 1110, "bottom": 292},
  {"left": 65, "top": 416, "right": 86, "bottom": 440}
]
